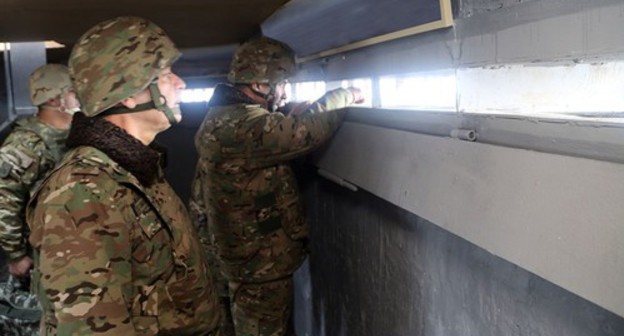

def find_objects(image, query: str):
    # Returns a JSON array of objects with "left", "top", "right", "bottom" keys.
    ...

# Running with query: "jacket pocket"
[
  {"left": 130, "top": 284, "right": 161, "bottom": 334},
  {"left": 211, "top": 214, "right": 261, "bottom": 265},
  {"left": 152, "top": 270, "right": 213, "bottom": 333},
  {"left": 132, "top": 199, "right": 164, "bottom": 239},
  {"left": 131, "top": 316, "right": 159, "bottom": 335},
  {"left": 278, "top": 199, "right": 308, "bottom": 241},
  {"left": 131, "top": 199, "right": 170, "bottom": 265},
  {"left": 165, "top": 270, "right": 205, "bottom": 315}
]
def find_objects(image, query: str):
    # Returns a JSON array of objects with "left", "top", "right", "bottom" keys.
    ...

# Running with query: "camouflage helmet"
[
  {"left": 227, "top": 37, "right": 296, "bottom": 85},
  {"left": 29, "top": 64, "right": 73, "bottom": 107},
  {"left": 69, "top": 16, "right": 181, "bottom": 117}
]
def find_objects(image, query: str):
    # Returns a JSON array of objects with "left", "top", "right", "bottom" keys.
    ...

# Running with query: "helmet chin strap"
[
  {"left": 98, "top": 82, "right": 180, "bottom": 124},
  {"left": 251, "top": 83, "right": 278, "bottom": 112},
  {"left": 148, "top": 82, "right": 179, "bottom": 124}
]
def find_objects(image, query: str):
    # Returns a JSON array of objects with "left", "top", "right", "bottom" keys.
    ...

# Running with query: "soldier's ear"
[
  {"left": 45, "top": 98, "right": 61, "bottom": 107},
  {"left": 120, "top": 97, "right": 137, "bottom": 109},
  {"left": 250, "top": 82, "right": 270, "bottom": 94}
]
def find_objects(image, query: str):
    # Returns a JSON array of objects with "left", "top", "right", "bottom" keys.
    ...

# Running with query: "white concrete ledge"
[{"left": 316, "top": 121, "right": 624, "bottom": 317}]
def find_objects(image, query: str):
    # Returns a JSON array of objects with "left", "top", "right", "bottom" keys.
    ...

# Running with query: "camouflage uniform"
[
  {"left": 0, "top": 63, "right": 75, "bottom": 336},
  {"left": 25, "top": 16, "right": 221, "bottom": 335},
  {"left": 27, "top": 129, "right": 220, "bottom": 335},
  {"left": 0, "top": 63, "right": 74, "bottom": 262},
  {"left": 0, "top": 275, "right": 40, "bottom": 336},
  {"left": 0, "top": 117, "right": 67, "bottom": 261},
  {"left": 193, "top": 37, "right": 358, "bottom": 336},
  {"left": 190, "top": 172, "right": 236, "bottom": 336}
]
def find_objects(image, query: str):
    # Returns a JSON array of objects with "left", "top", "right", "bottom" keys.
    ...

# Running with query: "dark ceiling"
[{"left": 0, "top": 0, "right": 291, "bottom": 77}]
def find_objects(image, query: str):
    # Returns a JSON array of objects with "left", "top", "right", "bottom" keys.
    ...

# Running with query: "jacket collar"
[
  {"left": 208, "top": 83, "right": 256, "bottom": 107},
  {"left": 66, "top": 113, "right": 165, "bottom": 187}
]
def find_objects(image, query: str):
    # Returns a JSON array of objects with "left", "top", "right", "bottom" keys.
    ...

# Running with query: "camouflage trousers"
[
  {"left": 0, "top": 315, "right": 39, "bottom": 336},
  {"left": 0, "top": 276, "right": 40, "bottom": 336},
  {"left": 229, "top": 277, "right": 294, "bottom": 336}
]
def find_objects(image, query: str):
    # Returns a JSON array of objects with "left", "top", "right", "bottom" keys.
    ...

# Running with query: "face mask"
[
  {"left": 59, "top": 97, "right": 81, "bottom": 115},
  {"left": 56, "top": 90, "right": 81, "bottom": 115},
  {"left": 63, "top": 107, "right": 81, "bottom": 115}
]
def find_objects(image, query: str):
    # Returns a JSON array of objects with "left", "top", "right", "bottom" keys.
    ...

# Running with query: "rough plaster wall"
[{"left": 297, "top": 174, "right": 624, "bottom": 336}]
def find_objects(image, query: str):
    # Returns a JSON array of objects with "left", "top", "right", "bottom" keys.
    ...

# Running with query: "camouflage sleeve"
[
  {"left": 248, "top": 88, "right": 354, "bottom": 166},
  {"left": 0, "top": 132, "right": 46, "bottom": 261},
  {"left": 189, "top": 164, "right": 209, "bottom": 240},
  {"left": 33, "top": 175, "right": 137, "bottom": 335}
]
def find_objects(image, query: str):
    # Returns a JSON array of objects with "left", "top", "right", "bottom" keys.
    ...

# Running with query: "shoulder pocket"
[
  {"left": 0, "top": 146, "right": 34, "bottom": 170},
  {"left": 130, "top": 197, "right": 171, "bottom": 266},
  {"left": 132, "top": 198, "right": 164, "bottom": 239}
]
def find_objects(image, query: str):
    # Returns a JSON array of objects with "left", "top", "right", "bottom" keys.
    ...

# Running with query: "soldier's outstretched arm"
[
  {"left": 249, "top": 87, "right": 360, "bottom": 167},
  {"left": 31, "top": 179, "right": 138, "bottom": 335},
  {"left": 0, "top": 137, "right": 45, "bottom": 263},
  {"left": 301, "top": 87, "right": 364, "bottom": 115}
]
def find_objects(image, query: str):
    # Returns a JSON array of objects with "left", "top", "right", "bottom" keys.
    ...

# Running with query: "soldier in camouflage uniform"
[
  {"left": 0, "top": 64, "right": 78, "bottom": 277},
  {"left": 192, "top": 37, "right": 364, "bottom": 336},
  {"left": 0, "top": 63, "right": 79, "bottom": 335},
  {"left": 25, "top": 16, "right": 220, "bottom": 335}
]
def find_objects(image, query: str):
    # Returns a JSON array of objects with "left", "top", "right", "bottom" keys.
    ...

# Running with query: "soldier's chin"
[
  {"left": 171, "top": 105, "right": 183, "bottom": 123},
  {"left": 275, "top": 99, "right": 287, "bottom": 108}
]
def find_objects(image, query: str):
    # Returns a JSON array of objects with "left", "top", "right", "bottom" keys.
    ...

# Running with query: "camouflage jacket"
[
  {"left": 26, "top": 115, "right": 220, "bottom": 335},
  {"left": 0, "top": 116, "right": 67, "bottom": 261},
  {"left": 193, "top": 85, "right": 354, "bottom": 282}
]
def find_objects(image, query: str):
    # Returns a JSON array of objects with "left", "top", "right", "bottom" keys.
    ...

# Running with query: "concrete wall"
[
  {"left": 295, "top": 174, "right": 624, "bottom": 336},
  {"left": 301, "top": 121, "right": 624, "bottom": 335}
]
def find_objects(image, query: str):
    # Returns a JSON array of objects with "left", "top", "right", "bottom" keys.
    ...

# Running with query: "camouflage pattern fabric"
[
  {"left": 0, "top": 275, "right": 40, "bottom": 336},
  {"left": 227, "top": 37, "right": 296, "bottom": 85},
  {"left": 29, "top": 64, "right": 73, "bottom": 107},
  {"left": 26, "top": 145, "right": 220, "bottom": 335},
  {"left": 193, "top": 85, "right": 356, "bottom": 335},
  {"left": 0, "top": 116, "right": 68, "bottom": 262},
  {"left": 229, "top": 278, "right": 293, "bottom": 336},
  {"left": 69, "top": 16, "right": 181, "bottom": 117},
  {"left": 190, "top": 169, "right": 236, "bottom": 336},
  {"left": 0, "top": 315, "right": 38, "bottom": 336}
]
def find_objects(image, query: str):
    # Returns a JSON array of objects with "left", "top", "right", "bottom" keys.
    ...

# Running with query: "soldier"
[
  {"left": 0, "top": 63, "right": 78, "bottom": 335},
  {"left": 26, "top": 17, "right": 220, "bottom": 335},
  {"left": 193, "top": 36, "right": 364, "bottom": 335},
  {"left": 0, "top": 64, "right": 77, "bottom": 278}
]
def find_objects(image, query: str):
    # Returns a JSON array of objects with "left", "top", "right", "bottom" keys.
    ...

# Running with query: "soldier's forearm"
[
  {"left": 6, "top": 247, "right": 28, "bottom": 261},
  {"left": 0, "top": 218, "right": 28, "bottom": 261},
  {"left": 304, "top": 88, "right": 353, "bottom": 114}
]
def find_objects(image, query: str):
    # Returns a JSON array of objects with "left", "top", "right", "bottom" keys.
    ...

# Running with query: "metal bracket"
[{"left": 317, "top": 168, "right": 358, "bottom": 192}]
